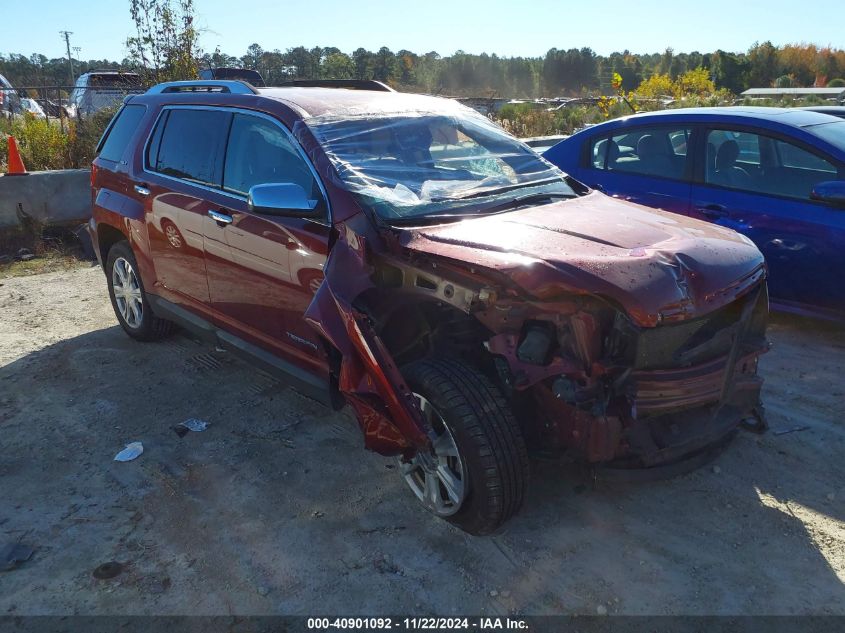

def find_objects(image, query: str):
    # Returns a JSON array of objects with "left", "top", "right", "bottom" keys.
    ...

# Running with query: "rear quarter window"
[{"left": 97, "top": 104, "right": 147, "bottom": 163}]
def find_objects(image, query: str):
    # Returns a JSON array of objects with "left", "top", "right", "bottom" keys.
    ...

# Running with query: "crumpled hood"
[{"left": 399, "top": 192, "right": 766, "bottom": 327}]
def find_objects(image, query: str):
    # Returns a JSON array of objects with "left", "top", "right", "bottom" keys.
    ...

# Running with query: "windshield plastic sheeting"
[{"left": 305, "top": 107, "right": 575, "bottom": 220}]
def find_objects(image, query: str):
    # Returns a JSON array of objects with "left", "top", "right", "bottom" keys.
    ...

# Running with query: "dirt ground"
[{"left": 1, "top": 265, "right": 843, "bottom": 616}]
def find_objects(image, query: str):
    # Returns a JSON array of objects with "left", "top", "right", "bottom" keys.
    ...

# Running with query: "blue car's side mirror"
[{"left": 810, "top": 180, "right": 845, "bottom": 208}]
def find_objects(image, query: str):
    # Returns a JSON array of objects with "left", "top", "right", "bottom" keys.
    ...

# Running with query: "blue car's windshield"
[
  {"left": 807, "top": 120, "right": 845, "bottom": 150},
  {"left": 305, "top": 108, "right": 574, "bottom": 221}
]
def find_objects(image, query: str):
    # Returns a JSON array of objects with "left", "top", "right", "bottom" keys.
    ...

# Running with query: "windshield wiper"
[
  {"left": 385, "top": 192, "right": 574, "bottom": 227},
  {"left": 431, "top": 178, "right": 563, "bottom": 202},
  {"left": 386, "top": 212, "right": 478, "bottom": 226},
  {"left": 480, "top": 191, "right": 575, "bottom": 212}
]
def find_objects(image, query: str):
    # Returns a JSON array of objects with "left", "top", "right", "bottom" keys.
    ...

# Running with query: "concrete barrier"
[{"left": 0, "top": 169, "right": 91, "bottom": 230}]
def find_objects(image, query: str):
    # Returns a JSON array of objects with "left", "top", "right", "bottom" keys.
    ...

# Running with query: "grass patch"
[
  {"left": 0, "top": 252, "right": 90, "bottom": 279},
  {"left": 0, "top": 225, "right": 93, "bottom": 279}
]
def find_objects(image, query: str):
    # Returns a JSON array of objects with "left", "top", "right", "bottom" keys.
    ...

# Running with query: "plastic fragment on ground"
[
  {"left": 179, "top": 418, "right": 209, "bottom": 432},
  {"left": 114, "top": 442, "right": 144, "bottom": 462}
]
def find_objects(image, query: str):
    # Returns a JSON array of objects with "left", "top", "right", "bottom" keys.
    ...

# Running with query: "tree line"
[{"left": 2, "top": 41, "right": 843, "bottom": 97}]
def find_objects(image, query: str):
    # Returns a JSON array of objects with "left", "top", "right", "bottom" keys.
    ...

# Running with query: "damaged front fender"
[{"left": 304, "top": 219, "right": 431, "bottom": 456}]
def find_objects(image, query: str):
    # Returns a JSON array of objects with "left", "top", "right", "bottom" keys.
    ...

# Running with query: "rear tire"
[
  {"left": 106, "top": 240, "right": 177, "bottom": 342},
  {"left": 400, "top": 357, "right": 529, "bottom": 535}
]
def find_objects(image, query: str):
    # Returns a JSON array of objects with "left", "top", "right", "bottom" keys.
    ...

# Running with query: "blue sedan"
[{"left": 543, "top": 107, "right": 845, "bottom": 320}]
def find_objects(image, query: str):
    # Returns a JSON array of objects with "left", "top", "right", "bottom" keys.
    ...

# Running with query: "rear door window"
[
  {"left": 97, "top": 104, "right": 146, "bottom": 163},
  {"left": 148, "top": 108, "right": 231, "bottom": 187},
  {"left": 590, "top": 125, "right": 692, "bottom": 180}
]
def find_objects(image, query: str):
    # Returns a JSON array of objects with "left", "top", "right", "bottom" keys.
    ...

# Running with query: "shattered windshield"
[{"left": 306, "top": 108, "right": 575, "bottom": 221}]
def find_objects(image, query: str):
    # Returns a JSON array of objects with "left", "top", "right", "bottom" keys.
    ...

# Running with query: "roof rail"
[
  {"left": 273, "top": 79, "right": 394, "bottom": 92},
  {"left": 146, "top": 80, "right": 258, "bottom": 95}
]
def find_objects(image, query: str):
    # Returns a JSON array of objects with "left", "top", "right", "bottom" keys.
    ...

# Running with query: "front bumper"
[
  {"left": 622, "top": 353, "right": 764, "bottom": 467},
  {"left": 529, "top": 283, "right": 770, "bottom": 467}
]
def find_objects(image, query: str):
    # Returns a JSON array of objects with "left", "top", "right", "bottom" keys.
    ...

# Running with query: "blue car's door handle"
[{"left": 694, "top": 202, "right": 727, "bottom": 219}]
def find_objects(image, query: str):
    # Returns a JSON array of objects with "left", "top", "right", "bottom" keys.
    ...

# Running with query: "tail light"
[{"left": 90, "top": 163, "right": 98, "bottom": 187}]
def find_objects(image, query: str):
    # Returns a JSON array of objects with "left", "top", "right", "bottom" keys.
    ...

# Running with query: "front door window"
[{"left": 704, "top": 129, "right": 837, "bottom": 199}]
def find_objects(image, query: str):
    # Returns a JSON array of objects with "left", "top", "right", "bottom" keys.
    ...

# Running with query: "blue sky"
[{"left": 3, "top": 0, "right": 844, "bottom": 61}]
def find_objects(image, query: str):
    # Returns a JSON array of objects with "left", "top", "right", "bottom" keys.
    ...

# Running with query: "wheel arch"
[
  {"left": 96, "top": 223, "right": 129, "bottom": 270},
  {"left": 356, "top": 287, "right": 493, "bottom": 370}
]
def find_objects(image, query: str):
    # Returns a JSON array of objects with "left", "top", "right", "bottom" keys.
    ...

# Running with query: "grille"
[{"left": 624, "top": 284, "right": 767, "bottom": 370}]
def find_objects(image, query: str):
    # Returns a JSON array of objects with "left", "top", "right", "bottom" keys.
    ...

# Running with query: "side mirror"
[
  {"left": 810, "top": 180, "right": 845, "bottom": 208},
  {"left": 247, "top": 183, "right": 319, "bottom": 216}
]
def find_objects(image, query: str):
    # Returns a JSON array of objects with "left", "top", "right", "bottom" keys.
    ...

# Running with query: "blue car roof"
[
  {"left": 545, "top": 106, "right": 845, "bottom": 163},
  {"left": 584, "top": 106, "right": 839, "bottom": 129}
]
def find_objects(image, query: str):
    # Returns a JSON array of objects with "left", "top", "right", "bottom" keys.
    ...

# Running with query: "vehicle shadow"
[{"left": 0, "top": 314, "right": 842, "bottom": 616}]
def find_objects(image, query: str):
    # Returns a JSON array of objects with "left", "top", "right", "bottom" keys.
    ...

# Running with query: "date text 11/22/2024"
[{"left": 306, "top": 617, "right": 529, "bottom": 630}]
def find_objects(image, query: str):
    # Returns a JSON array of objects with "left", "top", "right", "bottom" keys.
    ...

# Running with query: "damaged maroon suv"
[{"left": 89, "top": 80, "right": 769, "bottom": 534}]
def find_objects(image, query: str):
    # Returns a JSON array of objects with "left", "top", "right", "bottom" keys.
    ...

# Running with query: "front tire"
[
  {"left": 106, "top": 240, "right": 176, "bottom": 341},
  {"left": 400, "top": 357, "right": 529, "bottom": 535}
]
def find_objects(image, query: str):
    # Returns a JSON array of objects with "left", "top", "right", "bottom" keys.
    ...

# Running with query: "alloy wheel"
[
  {"left": 112, "top": 257, "right": 143, "bottom": 329},
  {"left": 399, "top": 394, "right": 467, "bottom": 516}
]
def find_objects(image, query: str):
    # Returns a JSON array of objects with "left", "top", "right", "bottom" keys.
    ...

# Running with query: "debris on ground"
[
  {"left": 774, "top": 426, "right": 811, "bottom": 436},
  {"left": 740, "top": 403, "right": 769, "bottom": 434},
  {"left": 92, "top": 561, "right": 123, "bottom": 579},
  {"left": 113, "top": 442, "right": 144, "bottom": 462},
  {"left": 180, "top": 418, "right": 209, "bottom": 432},
  {"left": 1, "top": 542, "right": 34, "bottom": 571},
  {"left": 16, "top": 248, "right": 36, "bottom": 262}
]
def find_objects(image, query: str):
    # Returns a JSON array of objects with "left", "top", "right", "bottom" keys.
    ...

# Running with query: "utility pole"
[{"left": 60, "top": 31, "right": 75, "bottom": 86}]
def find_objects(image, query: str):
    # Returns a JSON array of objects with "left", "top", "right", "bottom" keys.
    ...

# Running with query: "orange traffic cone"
[{"left": 6, "top": 135, "right": 27, "bottom": 175}]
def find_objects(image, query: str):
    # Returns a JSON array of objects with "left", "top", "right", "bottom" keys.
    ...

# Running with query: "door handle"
[
  {"left": 207, "top": 209, "right": 233, "bottom": 226},
  {"left": 133, "top": 183, "right": 151, "bottom": 196},
  {"left": 694, "top": 202, "right": 727, "bottom": 219}
]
